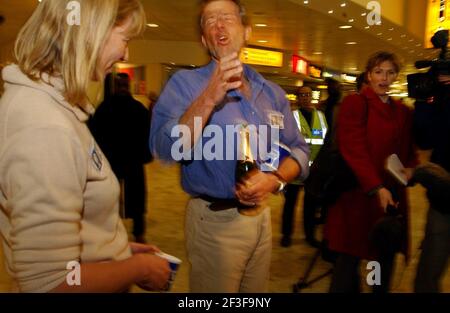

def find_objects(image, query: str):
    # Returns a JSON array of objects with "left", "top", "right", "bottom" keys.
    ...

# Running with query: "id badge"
[{"left": 268, "top": 111, "right": 285, "bottom": 129}]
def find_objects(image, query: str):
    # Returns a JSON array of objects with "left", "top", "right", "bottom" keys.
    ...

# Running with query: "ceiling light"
[
  {"left": 255, "top": 23, "right": 267, "bottom": 27},
  {"left": 401, "top": 34, "right": 406, "bottom": 38},
  {"left": 313, "top": 52, "right": 323, "bottom": 55},
  {"left": 365, "top": 26, "right": 370, "bottom": 29},
  {"left": 387, "top": 38, "right": 392, "bottom": 41},
  {"left": 257, "top": 40, "right": 268, "bottom": 43},
  {"left": 345, "top": 42, "right": 357, "bottom": 45},
  {"left": 408, "top": 39, "right": 414, "bottom": 42},
  {"left": 147, "top": 23, "right": 159, "bottom": 28},
  {"left": 341, "top": 3, "right": 347, "bottom": 7},
  {"left": 328, "top": 10, "right": 334, "bottom": 14},
  {"left": 377, "top": 33, "right": 383, "bottom": 36},
  {"left": 361, "top": 12, "right": 367, "bottom": 16},
  {"left": 389, "top": 28, "right": 394, "bottom": 31},
  {"left": 339, "top": 25, "right": 352, "bottom": 29},
  {"left": 348, "top": 19, "right": 354, "bottom": 23},
  {"left": 303, "top": 0, "right": 309, "bottom": 4}
]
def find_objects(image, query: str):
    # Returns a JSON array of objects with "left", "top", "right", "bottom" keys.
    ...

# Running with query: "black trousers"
[
  {"left": 121, "top": 166, "right": 147, "bottom": 237},
  {"left": 414, "top": 208, "right": 450, "bottom": 292},
  {"left": 281, "top": 184, "right": 321, "bottom": 240},
  {"left": 281, "top": 184, "right": 302, "bottom": 237},
  {"left": 303, "top": 190, "right": 321, "bottom": 241}
]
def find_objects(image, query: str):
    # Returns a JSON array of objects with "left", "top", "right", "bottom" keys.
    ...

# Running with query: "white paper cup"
[{"left": 155, "top": 252, "right": 182, "bottom": 290}]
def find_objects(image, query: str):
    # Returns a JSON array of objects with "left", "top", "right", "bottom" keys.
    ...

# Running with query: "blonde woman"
[{"left": 0, "top": 0, "right": 170, "bottom": 292}]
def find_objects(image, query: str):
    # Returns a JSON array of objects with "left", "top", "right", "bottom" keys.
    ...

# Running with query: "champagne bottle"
[{"left": 235, "top": 124, "right": 257, "bottom": 183}]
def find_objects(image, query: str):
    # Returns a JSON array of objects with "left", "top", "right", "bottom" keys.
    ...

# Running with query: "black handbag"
[
  {"left": 304, "top": 95, "right": 369, "bottom": 206},
  {"left": 304, "top": 138, "right": 358, "bottom": 206},
  {"left": 369, "top": 205, "right": 405, "bottom": 255}
]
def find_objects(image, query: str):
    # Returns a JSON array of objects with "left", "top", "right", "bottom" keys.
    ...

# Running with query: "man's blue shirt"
[{"left": 150, "top": 61, "right": 310, "bottom": 198}]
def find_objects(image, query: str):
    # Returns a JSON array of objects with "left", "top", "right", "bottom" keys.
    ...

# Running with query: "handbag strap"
[{"left": 329, "top": 93, "right": 369, "bottom": 150}]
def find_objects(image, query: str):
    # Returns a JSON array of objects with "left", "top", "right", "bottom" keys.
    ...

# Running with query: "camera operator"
[{"left": 412, "top": 72, "right": 450, "bottom": 293}]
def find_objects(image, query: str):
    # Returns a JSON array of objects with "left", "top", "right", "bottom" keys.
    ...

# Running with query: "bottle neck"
[{"left": 239, "top": 127, "right": 255, "bottom": 162}]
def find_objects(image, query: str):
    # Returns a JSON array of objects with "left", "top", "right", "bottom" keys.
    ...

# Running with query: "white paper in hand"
[{"left": 385, "top": 154, "right": 408, "bottom": 186}]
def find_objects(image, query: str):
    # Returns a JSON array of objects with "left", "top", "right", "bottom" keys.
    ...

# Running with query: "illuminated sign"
[
  {"left": 341, "top": 74, "right": 357, "bottom": 83},
  {"left": 440, "top": 0, "right": 447, "bottom": 21},
  {"left": 425, "top": 0, "right": 450, "bottom": 48},
  {"left": 240, "top": 48, "right": 283, "bottom": 67},
  {"left": 286, "top": 94, "right": 298, "bottom": 101},
  {"left": 309, "top": 65, "right": 322, "bottom": 79},
  {"left": 292, "top": 55, "right": 309, "bottom": 75},
  {"left": 311, "top": 90, "right": 321, "bottom": 104}
]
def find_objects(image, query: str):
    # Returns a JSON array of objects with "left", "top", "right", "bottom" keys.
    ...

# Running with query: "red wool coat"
[{"left": 324, "top": 87, "right": 418, "bottom": 260}]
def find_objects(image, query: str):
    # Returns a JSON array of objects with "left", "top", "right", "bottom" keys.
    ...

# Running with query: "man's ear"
[{"left": 244, "top": 26, "right": 252, "bottom": 41}]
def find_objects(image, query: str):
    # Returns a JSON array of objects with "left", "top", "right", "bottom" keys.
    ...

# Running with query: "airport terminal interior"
[{"left": 0, "top": 0, "right": 449, "bottom": 292}]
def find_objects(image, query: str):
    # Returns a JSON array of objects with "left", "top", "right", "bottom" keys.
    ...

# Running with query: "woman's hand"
[
  {"left": 401, "top": 168, "right": 414, "bottom": 182},
  {"left": 377, "top": 187, "right": 396, "bottom": 212},
  {"left": 129, "top": 242, "right": 161, "bottom": 255},
  {"left": 133, "top": 253, "right": 171, "bottom": 291}
]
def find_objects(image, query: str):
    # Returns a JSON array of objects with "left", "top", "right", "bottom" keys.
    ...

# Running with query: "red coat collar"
[{"left": 360, "top": 86, "right": 399, "bottom": 106}]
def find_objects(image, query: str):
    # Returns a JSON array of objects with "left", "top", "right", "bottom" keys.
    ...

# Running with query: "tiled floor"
[{"left": 1, "top": 159, "right": 449, "bottom": 293}]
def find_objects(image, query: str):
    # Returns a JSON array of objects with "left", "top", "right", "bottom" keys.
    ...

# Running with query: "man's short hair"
[{"left": 198, "top": 0, "right": 249, "bottom": 33}]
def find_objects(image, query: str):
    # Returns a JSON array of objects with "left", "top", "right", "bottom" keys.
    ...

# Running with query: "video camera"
[{"left": 407, "top": 29, "right": 450, "bottom": 101}]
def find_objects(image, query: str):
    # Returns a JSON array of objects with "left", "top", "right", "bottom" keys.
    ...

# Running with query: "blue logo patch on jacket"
[{"left": 90, "top": 144, "right": 103, "bottom": 171}]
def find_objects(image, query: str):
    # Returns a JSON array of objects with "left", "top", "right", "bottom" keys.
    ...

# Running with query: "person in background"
[
  {"left": 412, "top": 73, "right": 450, "bottom": 292},
  {"left": 148, "top": 91, "right": 159, "bottom": 113},
  {"left": 150, "top": 0, "right": 309, "bottom": 292},
  {"left": 321, "top": 78, "right": 342, "bottom": 136},
  {"left": 324, "top": 51, "right": 418, "bottom": 293},
  {"left": 90, "top": 73, "right": 152, "bottom": 243},
  {"left": 281, "top": 86, "right": 327, "bottom": 248},
  {"left": 356, "top": 72, "right": 368, "bottom": 94},
  {"left": 0, "top": 0, "right": 170, "bottom": 292}
]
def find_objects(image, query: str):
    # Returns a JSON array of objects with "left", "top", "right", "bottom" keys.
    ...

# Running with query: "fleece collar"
[{"left": 2, "top": 64, "right": 95, "bottom": 122}]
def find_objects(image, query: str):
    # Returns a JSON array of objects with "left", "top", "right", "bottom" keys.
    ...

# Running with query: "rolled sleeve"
[
  {"left": 276, "top": 88, "right": 310, "bottom": 181},
  {"left": 150, "top": 73, "right": 195, "bottom": 162},
  {"left": 1, "top": 127, "right": 86, "bottom": 292},
  {"left": 290, "top": 147, "right": 310, "bottom": 181}
]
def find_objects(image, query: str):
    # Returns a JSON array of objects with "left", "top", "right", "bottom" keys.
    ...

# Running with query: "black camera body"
[{"left": 408, "top": 30, "right": 450, "bottom": 101}]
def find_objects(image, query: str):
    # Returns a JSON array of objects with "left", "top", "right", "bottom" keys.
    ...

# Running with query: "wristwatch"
[{"left": 271, "top": 171, "right": 287, "bottom": 194}]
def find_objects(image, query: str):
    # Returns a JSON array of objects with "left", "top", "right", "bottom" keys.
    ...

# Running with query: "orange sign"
[{"left": 240, "top": 48, "right": 283, "bottom": 67}]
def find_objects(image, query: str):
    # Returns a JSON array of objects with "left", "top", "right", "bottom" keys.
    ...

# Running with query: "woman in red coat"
[{"left": 324, "top": 51, "right": 417, "bottom": 292}]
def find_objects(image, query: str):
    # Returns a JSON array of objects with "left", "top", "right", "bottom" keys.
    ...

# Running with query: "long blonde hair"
[{"left": 14, "top": 0, "right": 146, "bottom": 108}]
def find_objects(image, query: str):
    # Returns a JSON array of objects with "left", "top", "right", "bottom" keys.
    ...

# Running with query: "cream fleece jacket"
[{"left": 0, "top": 65, "right": 131, "bottom": 292}]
